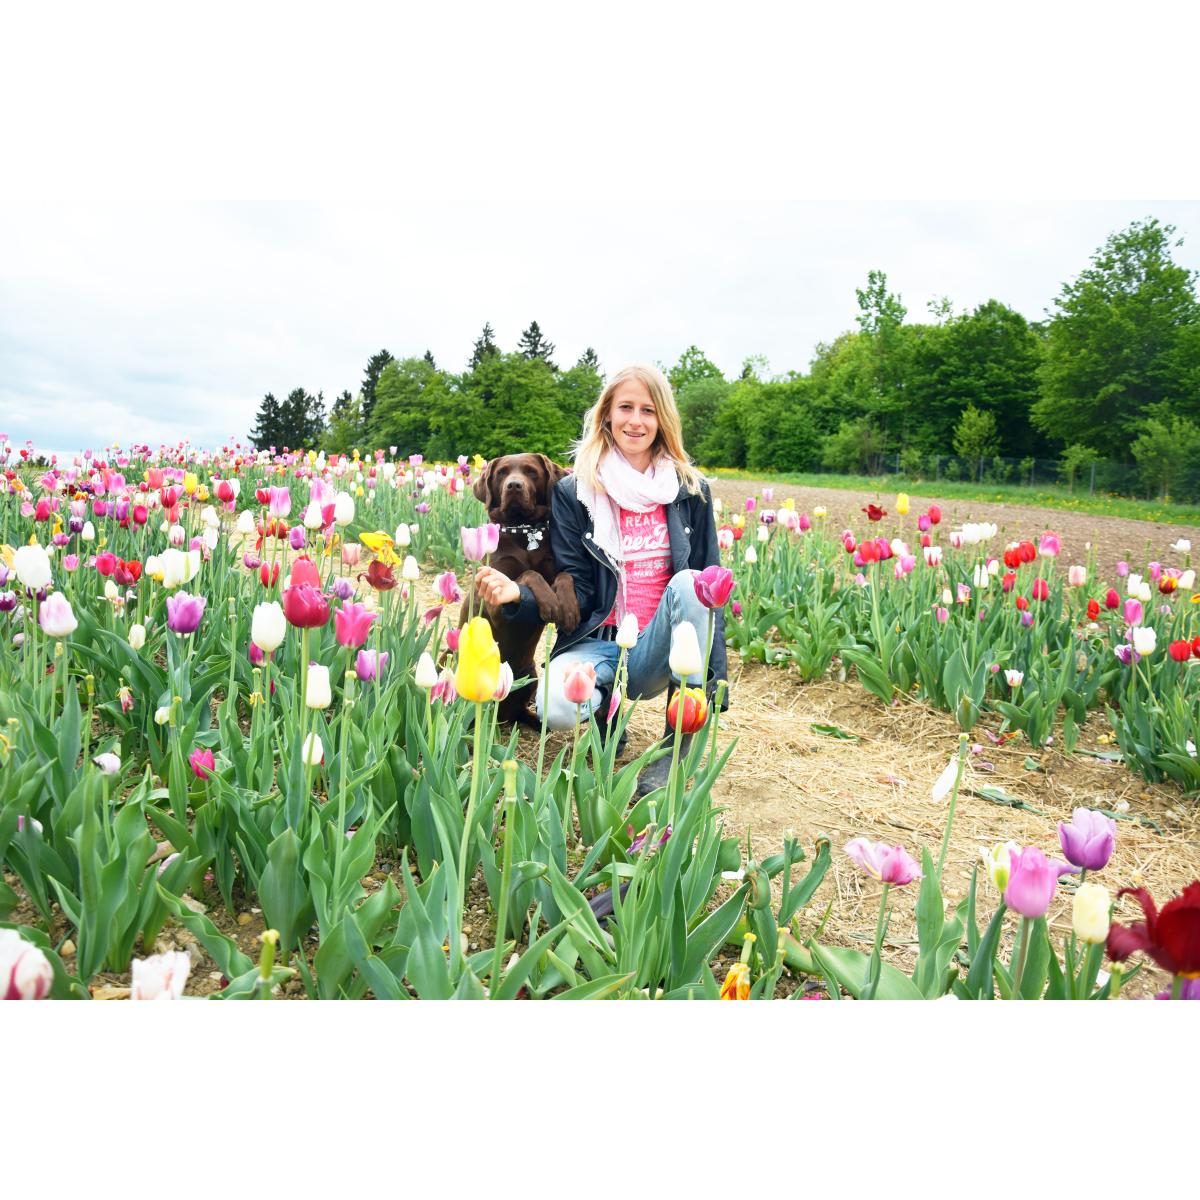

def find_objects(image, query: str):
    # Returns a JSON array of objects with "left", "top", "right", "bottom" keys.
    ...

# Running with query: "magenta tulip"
[
  {"left": 844, "top": 838, "right": 922, "bottom": 886},
  {"left": 267, "top": 486, "right": 291, "bottom": 517},
  {"left": 334, "top": 601, "right": 378, "bottom": 649},
  {"left": 693, "top": 564, "right": 735, "bottom": 608},
  {"left": 165, "top": 591, "right": 206, "bottom": 636},
  {"left": 189, "top": 747, "right": 216, "bottom": 780},
  {"left": 1004, "top": 846, "right": 1075, "bottom": 918}
]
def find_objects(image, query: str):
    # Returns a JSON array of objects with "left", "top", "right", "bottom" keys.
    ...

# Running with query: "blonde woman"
[{"left": 475, "top": 364, "right": 727, "bottom": 796}]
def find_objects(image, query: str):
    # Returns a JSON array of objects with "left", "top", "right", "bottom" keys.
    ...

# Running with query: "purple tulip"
[
  {"left": 1113, "top": 643, "right": 1133, "bottom": 665},
  {"left": 1058, "top": 808, "right": 1116, "bottom": 871},
  {"left": 355, "top": 648, "right": 389, "bottom": 682},
  {"left": 166, "top": 591, "right": 206, "bottom": 636},
  {"left": 1004, "top": 846, "right": 1075, "bottom": 919},
  {"left": 329, "top": 578, "right": 354, "bottom": 601},
  {"left": 1155, "top": 978, "right": 1200, "bottom": 1000},
  {"left": 288, "top": 525, "right": 306, "bottom": 550}
]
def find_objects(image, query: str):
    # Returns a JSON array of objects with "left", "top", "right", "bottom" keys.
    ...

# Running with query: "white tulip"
[
  {"left": 402, "top": 555, "right": 420, "bottom": 581},
  {"left": 668, "top": 621, "right": 703, "bottom": 677},
  {"left": 130, "top": 951, "right": 191, "bottom": 1001},
  {"left": 167, "top": 524, "right": 187, "bottom": 547},
  {"left": 1179, "top": 569, "right": 1195, "bottom": 590},
  {"left": 306, "top": 663, "right": 332, "bottom": 709},
  {"left": 202, "top": 527, "right": 219, "bottom": 551},
  {"left": 334, "top": 491, "right": 355, "bottom": 527},
  {"left": 394, "top": 523, "right": 411, "bottom": 547},
  {"left": 128, "top": 623, "right": 146, "bottom": 651},
  {"left": 1005, "top": 669, "right": 1024, "bottom": 689},
  {"left": 159, "top": 548, "right": 200, "bottom": 589},
  {"left": 81, "top": 521, "right": 95, "bottom": 542},
  {"left": 743, "top": 546, "right": 757, "bottom": 564},
  {"left": 414, "top": 652, "right": 438, "bottom": 689},
  {"left": 154, "top": 706, "right": 171, "bottom": 725},
  {"left": 303, "top": 501, "right": 323, "bottom": 530},
  {"left": 302, "top": 732, "right": 324, "bottom": 766},
  {"left": 236, "top": 509, "right": 256, "bottom": 535},
  {"left": 251, "top": 601, "right": 287, "bottom": 653},
  {"left": 931, "top": 757, "right": 959, "bottom": 804},
  {"left": 12, "top": 543, "right": 52, "bottom": 590},
  {"left": 200, "top": 505, "right": 220, "bottom": 529},
  {"left": 1170, "top": 539, "right": 1191, "bottom": 554},
  {"left": 616, "top": 613, "right": 640, "bottom": 650},
  {"left": 1132, "top": 626, "right": 1157, "bottom": 657},
  {"left": 756, "top": 525, "right": 769, "bottom": 543}
]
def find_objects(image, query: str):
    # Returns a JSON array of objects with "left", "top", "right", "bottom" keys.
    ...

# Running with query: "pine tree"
[
  {"left": 331, "top": 389, "right": 354, "bottom": 419},
  {"left": 470, "top": 323, "right": 499, "bottom": 369},
  {"left": 361, "top": 350, "right": 394, "bottom": 425},
  {"left": 250, "top": 392, "right": 282, "bottom": 451},
  {"left": 518, "top": 320, "right": 556, "bottom": 366},
  {"left": 306, "top": 389, "right": 327, "bottom": 446},
  {"left": 577, "top": 346, "right": 601, "bottom": 372},
  {"left": 279, "top": 388, "right": 310, "bottom": 450},
  {"left": 423, "top": 349, "right": 437, "bottom": 368}
]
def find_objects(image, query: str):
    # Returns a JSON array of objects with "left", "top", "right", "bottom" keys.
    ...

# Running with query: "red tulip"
[
  {"left": 731, "top": 525, "right": 744, "bottom": 542},
  {"left": 1087, "top": 598, "right": 1100, "bottom": 621},
  {"left": 862, "top": 504, "right": 886, "bottom": 522},
  {"left": 360, "top": 560, "right": 396, "bottom": 592},
  {"left": 255, "top": 486, "right": 271, "bottom": 506},
  {"left": 161, "top": 486, "right": 180, "bottom": 508},
  {"left": 1159, "top": 576, "right": 1178, "bottom": 594},
  {"left": 289, "top": 556, "right": 320, "bottom": 589},
  {"left": 115, "top": 558, "right": 142, "bottom": 586},
  {"left": 260, "top": 562, "right": 280, "bottom": 589},
  {"left": 133, "top": 504, "right": 148, "bottom": 526},
  {"left": 1018, "top": 540, "right": 1036, "bottom": 564},
  {"left": 1015, "top": 596, "right": 1029, "bottom": 611},
  {"left": 1105, "top": 588, "right": 1120, "bottom": 609},
  {"left": 1192, "top": 636, "right": 1200, "bottom": 660},
  {"left": 94, "top": 551, "right": 118, "bottom": 576},
  {"left": 1168, "top": 640, "right": 1192, "bottom": 663},
  {"left": 667, "top": 686, "right": 709, "bottom": 734},
  {"left": 1107, "top": 882, "right": 1200, "bottom": 977},
  {"left": 1031, "top": 578, "right": 1049, "bottom": 602},
  {"left": 927, "top": 505, "right": 941, "bottom": 525},
  {"left": 1003, "top": 544, "right": 1021, "bottom": 570},
  {"left": 1001, "top": 571, "right": 1016, "bottom": 593},
  {"left": 282, "top": 584, "right": 330, "bottom": 628},
  {"left": 216, "top": 480, "right": 235, "bottom": 503},
  {"left": 843, "top": 534, "right": 857, "bottom": 554}
]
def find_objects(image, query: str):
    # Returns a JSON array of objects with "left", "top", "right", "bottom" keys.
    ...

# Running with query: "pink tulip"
[
  {"left": 355, "top": 648, "right": 388, "bottom": 681},
  {"left": 445, "top": 627, "right": 461, "bottom": 652},
  {"left": 563, "top": 662, "right": 598, "bottom": 706},
  {"left": 267, "top": 486, "right": 291, "bottom": 517},
  {"left": 189, "top": 747, "right": 216, "bottom": 780},
  {"left": 1003, "top": 846, "right": 1075, "bottom": 918},
  {"left": 130, "top": 950, "right": 191, "bottom": 1000},
  {"left": 798, "top": 513, "right": 811, "bottom": 532},
  {"left": 693, "top": 565, "right": 735, "bottom": 608},
  {"left": 844, "top": 838, "right": 922, "bottom": 886},
  {"left": 1067, "top": 564, "right": 1087, "bottom": 587},
  {"left": 434, "top": 571, "right": 463, "bottom": 604},
  {"left": 334, "top": 601, "right": 378, "bottom": 648},
  {"left": 1148, "top": 561, "right": 1162, "bottom": 582},
  {"left": 460, "top": 524, "right": 500, "bottom": 562},
  {"left": 1038, "top": 533, "right": 1061, "bottom": 558},
  {"left": 431, "top": 667, "right": 457, "bottom": 704},
  {"left": 935, "top": 606, "right": 949, "bottom": 623},
  {"left": 1, "top": 929, "right": 54, "bottom": 1000},
  {"left": 341, "top": 543, "right": 362, "bottom": 568},
  {"left": 917, "top": 513, "right": 931, "bottom": 533},
  {"left": 1115, "top": 560, "right": 1130, "bottom": 577},
  {"left": 493, "top": 662, "right": 514, "bottom": 702}
]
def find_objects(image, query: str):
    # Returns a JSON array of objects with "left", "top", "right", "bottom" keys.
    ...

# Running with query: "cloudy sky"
[{"left": 2, "top": 3, "right": 1198, "bottom": 455}]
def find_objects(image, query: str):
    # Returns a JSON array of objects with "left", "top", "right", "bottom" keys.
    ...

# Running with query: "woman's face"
[{"left": 608, "top": 378, "right": 659, "bottom": 468}]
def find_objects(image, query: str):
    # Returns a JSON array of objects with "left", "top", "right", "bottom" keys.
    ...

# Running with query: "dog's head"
[{"left": 473, "top": 453, "right": 568, "bottom": 523}]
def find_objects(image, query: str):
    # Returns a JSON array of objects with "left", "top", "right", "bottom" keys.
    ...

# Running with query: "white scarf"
[{"left": 577, "top": 448, "right": 680, "bottom": 564}]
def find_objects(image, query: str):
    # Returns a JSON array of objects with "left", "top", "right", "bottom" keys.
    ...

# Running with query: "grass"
[{"left": 704, "top": 468, "right": 1200, "bottom": 526}]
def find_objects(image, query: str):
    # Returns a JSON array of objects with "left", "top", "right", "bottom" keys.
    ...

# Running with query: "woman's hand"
[{"left": 475, "top": 565, "right": 520, "bottom": 607}]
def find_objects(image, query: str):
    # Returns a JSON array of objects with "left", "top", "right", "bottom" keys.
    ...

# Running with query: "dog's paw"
[
  {"left": 556, "top": 595, "right": 580, "bottom": 633},
  {"left": 535, "top": 595, "right": 558, "bottom": 624}
]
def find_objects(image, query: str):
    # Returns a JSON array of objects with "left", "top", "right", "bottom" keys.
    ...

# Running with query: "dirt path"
[{"left": 707, "top": 478, "right": 1199, "bottom": 583}]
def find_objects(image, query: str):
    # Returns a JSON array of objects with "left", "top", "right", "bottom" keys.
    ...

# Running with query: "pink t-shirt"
[{"left": 602, "top": 505, "right": 671, "bottom": 631}]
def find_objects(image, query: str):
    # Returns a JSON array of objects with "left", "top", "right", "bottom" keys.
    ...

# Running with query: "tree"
[
  {"left": 1058, "top": 443, "right": 1099, "bottom": 492},
  {"left": 276, "top": 388, "right": 326, "bottom": 449},
  {"left": 423, "top": 350, "right": 437, "bottom": 368},
  {"left": 518, "top": 320, "right": 556, "bottom": 366},
  {"left": 853, "top": 269, "right": 911, "bottom": 446},
  {"left": 745, "top": 377, "right": 820, "bottom": 471},
  {"left": 577, "top": 347, "right": 601, "bottom": 373},
  {"left": 821, "top": 417, "right": 887, "bottom": 473},
  {"left": 557, "top": 357, "right": 604, "bottom": 437},
  {"left": 1032, "top": 218, "right": 1200, "bottom": 459},
  {"left": 325, "top": 394, "right": 365, "bottom": 456},
  {"left": 677, "top": 377, "right": 731, "bottom": 461},
  {"left": 952, "top": 404, "right": 999, "bottom": 475},
  {"left": 369, "top": 358, "right": 446, "bottom": 457},
  {"left": 668, "top": 345, "right": 724, "bottom": 396},
  {"left": 1131, "top": 405, "right": 1200, "bottom": 499},
  {"left": 470, "top": 322, "right": 499, "bottom": 369},
  {"left": 360, "top": 350, "right": 395, "bottom": 426},
  {"left": 249, "top": 392, "right": 283, "bottom": 451},
  {"left": 331, "top": 389, "right": 354, "bottom": 419},
  {"left": 454, "top": 352, "right": 574, "bottom": 459}
]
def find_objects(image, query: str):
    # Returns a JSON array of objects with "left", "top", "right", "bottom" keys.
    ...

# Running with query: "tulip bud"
[
  {"left": 154, "top": 706, "right": 171, "bottom": 725},
  {"left": 129, "top": 623, "right": 146, "bottom": 651},
  {"left": 1, "top": 929, "right": 54, "bottom": 1000},
  {"left": 81, "top": 521, "right": 95, "bottom": 542},
  {"left": 980, "top": 841, "right": 1021, "bottom": 893},
  {"left": 744, "top": 545, "right": 757, "bottom": 564},
  {"left": 616, "top": 613, "right": 639, "bottom": 649},
  {"left": 562, "top": 662, "right": 597, "bottom": 705},
  {"left": 303, "top": 501, "right": 323, "bottom": 530},
  {"left": 669, "top": 621, "right": 703, "bottom": 678},
  {"left": 756, "top": 525, "right": 769, "bottom": 543},
  {"left": 402, "top": 555, "right": 420, "bottom": 581},
  {"left": 415, "top": 651, "right": 438, "bottom": 689},
  {"left": 393, "top": 523, "right": 411, "bottom": 547},
  {"left": 1072, "top": 882, "right": 1111, "bottom": 945},
  {"left": 251, "top": 601, "right": 287, "bottom": 653},
  {"left": 302, "top": 732, "right": 324, "bottom": 766},
  {"left": 305, "top": 663, "right": 332, "bottom": 709}
]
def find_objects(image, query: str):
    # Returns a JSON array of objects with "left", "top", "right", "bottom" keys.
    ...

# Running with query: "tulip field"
[{"left": 2, "top": 442, "right": 1199, "bottom": 1001}]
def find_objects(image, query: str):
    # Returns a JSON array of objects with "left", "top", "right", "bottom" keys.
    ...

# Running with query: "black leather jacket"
[{"left": 501, "top": 472, "right": 728, "bottom": 687}]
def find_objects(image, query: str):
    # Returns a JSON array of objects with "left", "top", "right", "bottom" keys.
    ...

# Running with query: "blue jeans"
[{"left": 535, "top": 570, "right": 712, "bottom": 731}]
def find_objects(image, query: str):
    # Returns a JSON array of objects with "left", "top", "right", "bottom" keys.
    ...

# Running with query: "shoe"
[{"left": 634, "top": 684, "right": 694, "bottom": 799}]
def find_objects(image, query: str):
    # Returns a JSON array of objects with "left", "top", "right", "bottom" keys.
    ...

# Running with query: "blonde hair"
[{"left": 572, "top": 364, "right": 704, "bottom": 497}]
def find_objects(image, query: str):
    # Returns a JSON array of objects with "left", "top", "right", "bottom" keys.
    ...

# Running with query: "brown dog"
[{"left": 463, "top": 453, "right": 580, "bottom": 724}]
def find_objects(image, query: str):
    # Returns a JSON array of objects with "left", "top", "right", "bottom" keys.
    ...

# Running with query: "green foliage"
[
  {"left": 1131, "top": 404, "right": 1200, "bottom": 499},
  {"left": 668, "top": 345, "right": 724, "bottom": 396},
  {"left": 253, "top": 388, "right": 326, "bottom": 451},
  {"left": 1058, "top": 443, "right": 1099, "bottom": 491},
  {"left": 360, "top": 349, "right": 395, "bottom": 426},
  {"left": 517, "top": 320, "right": 556, "bottom": 366},
  {"left": 952, "top": 404, "right": 1000, "bottom": 467},
  {"left": 822, "top": 416, "right": 886, "bottom": 473}
]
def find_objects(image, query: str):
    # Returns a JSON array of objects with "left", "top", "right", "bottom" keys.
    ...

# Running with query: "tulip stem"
[
  {"left": 456, "top": 701, "right": 485, "bottom": 970},
  {"left": 491, "top": 790, "right": 516, "bottom": 995},
  {"left": 533, "top": 623, "right": 553, "bottom": 806},
  {"left": 567, "top": 702, "right": 581, "bottom": 849},
  {"left": 1011, "top": 916, "right": 1032, "bottom": 999},
  {"left": 666, "top": 682, "right": 687, "bottom": 831},
  {"left": 1171, "top": 975, "right": 1183, "bottom": 1000},
  {"left": 936, "top": 734, "right": 970, "bottom": 879},
  {"left": 862, "top": 883, "right": 890, "bottom": 1000}
]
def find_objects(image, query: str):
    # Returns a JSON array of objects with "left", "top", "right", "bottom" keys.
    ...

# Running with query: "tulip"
[
  {"left": 862, "top": 504, "right": 886, "bottom": 522},
  {"left": 130, "top": 950, "right": 191, "bottom": 1000},
  {"left": 843, "top": 838, "right": 922, "bottom": 886},
  {"left": 1086, "top": 598, "right": 1100, "bottom": 621},
  {"left": 1168, "top": 639, "right": 1192, "bottom": 662},
  {"left": 434, "top": 571, "right": 462, "bottom": 604},
  {"left": 692, "top": 564, "right": 735, "bottom": 608},
  {"left": 94, "top": 551, "right": 118, "bottom": 576},
  {"left": 361, "top": 560, "right": 396, "bottom": 592},
  {"left": 455, "top": 617, "right": 502, "bottom": 702},
  {"left": 129, "top": 623, "right": 146, "bottom": 651},
  {"left": 1107, "top": 881, "right": 1200, "bottom": 977},
  {"left": 1, "top": 929, "right": 54, "bottom": 1000},
  {"left": 239, "top": 511, "right": 258, "bottom": 536},
  {"left": 719, "top": 962, "right": 750, "bottom": 1001},
  {"left": 562, "top": 661, "right": 598, "bottom": 706},
  {"left": 923, "top": 545, "right": 943, "bottom": 567},
  {"left": 895, "top": 492, "right": 909, "bottom": 515},
  {"left": 81, "top": 521, "right": 95, "bottom": 542},
  {"left": 461, "top": 524, "right": 500, "bottom": 562},
  {"left": 1073, "top": 883, "right": 1111, "bottom": 945},
  {"left": 813, "top": 505, "right": 828, "bottom": 519},
  {"left": 154, "top": 706, "right": 171, "bottom": 725},
  {"left": 1005, "top": 669, "right": 1023, "bottom": 689},
  {"left": 347, "top": 648, "right": 385, "bottom": 683},
  {"left": 669, "top": 621, "right": 703, "bottom": 677},
  {"left": 189, "top": 747, "right": 216, "bottom": 779},
  {"left": 494, "top": 661, "right": 514, "bottom": 702},
  {"left": 93, "top": 752, "right": 121, "bottom": 774},
  {"left": 158, "top": 548, "right": 201, "bottom": 589},
  {"left": 1038, "top": 533, "right": 1061, "bottom": 558},
  {"left": 402, "top": 555, "right": 420, "bottom": 582},
  {"left": 334, "top": 601, "right": 377, "bottom": 649},
  {"left": 267, "top": 486, "right": 291, "bottom": 517},
  {"left": 393, "top": 523, "right": 411, "bottom": 548},
  {"left": 302, "top": 731, "right": 324, "bottom": 766},
  {"left": 289, "top": 557, "right": 321, "bottom": 589},
  {"left": 333, "top": 491, "right": 355, "bottom": 526},
  {"left": 743, "top": 545, "right": 757, "bottom": 564},
  {"left": 282, "top": 584, "right": 330, "bottom": 629},
  {"left": 12, "top": 543, "right": 52, "bottom": 590},
  {"left": 616, "top": 613, "right": 640, "bottom": 649},
  {"left": 414, "top": 651, "right": 438, "bottom": 689},
  {"left": 1058, "top": 807, "right": 1116, "bottom": 871},
  {"left": 980, "top": 841, "right": 1022, "bottom": 892},
  {"left": 431, "top": 667, "right": 457, "bottom": 704},
  {"left": 1067, "top": 565, "right": 1087, "bottom": 587},
  {"left": 934, "top": 605, "right": 949, "bottom": 623},
  {"left": 288, "top": 526, "right": 306, "bottom": 550},
  {"left": 1031, "top": 578, "right": 1049, "bottom": 602},
  {"left": 251, "top": 601, "right": 288, "bottom": 652},
  {"left": 165, "top": 591, "right": 206, "bottom": 636},
  {"left": 716, "top": 527, "right": 734, "bottom": 551},
  {"left": 1123, "top": 598, "right": 1143, "bottom": 627},
  {"left": 1004, "top": 846, "right": 1074, "bottom": 919},
  {"left": 1132, "top": 626, "right": 1157, "bottom": 657},
  {"left": 38, "top": 592, "right": 77, "bottom": 638},
  {"left": 667, "top": 685, "right": 708, "bottom": 734},
  {"left": 305, "top": 663, "right": 332, "bottom": 709}
]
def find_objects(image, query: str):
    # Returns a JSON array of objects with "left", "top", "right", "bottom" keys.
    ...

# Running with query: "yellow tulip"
[
  {"left": 196, "top": 485, "right": 210, "bottom": 502},
  {"left": 896, "top": 492, "right": 910, "bottom": 515},
  {"left": 472, "top": 453, "right": 486, "bottom": 471},
  {"left": 455, "top": 617, "right": 502, "bottom": 702},
  {"left": 719, "top": 962, "right": 750, "bottom": 1000},
  {"left": 782, "top": 498, "right": 795, "bottom": 511},
  {"left": 355, "top": 486, "right": 364, "bottom": 498},
  {"left": 359, "top": 529, "right": 399, "bottom": 565},
  {"left": 183, "top": 472, "right": 199, "bottom": 495}
]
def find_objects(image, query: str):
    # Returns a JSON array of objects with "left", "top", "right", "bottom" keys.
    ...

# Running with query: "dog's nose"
[{"left": 505, "top": 478, "right": 524, "bottom": 490}]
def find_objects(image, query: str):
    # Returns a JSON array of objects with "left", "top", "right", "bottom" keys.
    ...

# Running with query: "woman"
[{"left": 475, "top": 364, "right": 727, "bottom": 795}]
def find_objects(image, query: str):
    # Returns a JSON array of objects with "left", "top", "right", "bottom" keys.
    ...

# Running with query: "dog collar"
[{"left": 501, "top": 521, "right": 548, "bottom": 552}]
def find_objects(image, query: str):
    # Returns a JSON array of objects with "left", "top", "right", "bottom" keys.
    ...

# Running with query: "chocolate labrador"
[{"left": 463, "top": 453, "right": 580, "bottom": 724}]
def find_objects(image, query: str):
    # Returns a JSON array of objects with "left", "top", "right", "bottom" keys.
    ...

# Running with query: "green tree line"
[{"left": 249, "top": 218, "right": 1200, "bottom": 499}]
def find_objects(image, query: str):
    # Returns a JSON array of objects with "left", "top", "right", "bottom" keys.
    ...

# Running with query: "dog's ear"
[
  {"left": 536, "top": 454, "right": 569, "bottom": 488},
  {"left": 473, "top": 459, "right": 496, "bottom": 507}
]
